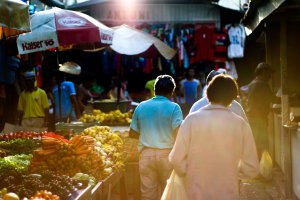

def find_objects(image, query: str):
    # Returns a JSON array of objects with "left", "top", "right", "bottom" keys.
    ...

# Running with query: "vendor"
[{"left": 17, "top": 71, "right": 49, "bottom": 128}]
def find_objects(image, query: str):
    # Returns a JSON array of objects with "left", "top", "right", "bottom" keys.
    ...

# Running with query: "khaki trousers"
[{"left": 139, "top": 148, "right": 172, "bottom": 200}]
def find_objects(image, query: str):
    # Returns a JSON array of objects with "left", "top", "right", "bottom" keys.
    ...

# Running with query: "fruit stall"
[{"left": 0, "top": 122, "right": 137, "bottom": 200}]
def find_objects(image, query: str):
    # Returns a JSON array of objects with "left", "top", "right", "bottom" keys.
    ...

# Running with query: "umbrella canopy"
[
  {"left": 110, "top": 25, "right": 176, "bottom": 60},
  {"left": 17, "top": 7, "right": 113, "bottom": 54},
  {"left": 0, "top": 0, "right": 31, "bottom": 39}
]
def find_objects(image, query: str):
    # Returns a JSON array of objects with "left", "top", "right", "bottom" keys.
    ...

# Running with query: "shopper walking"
[
  {"left": 17, "top": 71, "right": 49, "bottom": 128},
  {"left": 170, "top": 74, "right": 259, "bottom": 200},
  {"left": 189, "top": 70, "right": 248, "bottom": 122},
  {"left": 180, "top": 68, "right": 201, "bottom": 104},
  {"left": 129, "top": 75, "right": 183, "bottom": 200}
]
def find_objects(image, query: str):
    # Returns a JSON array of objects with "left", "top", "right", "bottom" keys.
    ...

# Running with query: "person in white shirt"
[
  {"left": 170, "top": 74, "right": 259, "bottom": 200},
  {"left": 190, "top": 70, "right": 248, "bottom": 122}
]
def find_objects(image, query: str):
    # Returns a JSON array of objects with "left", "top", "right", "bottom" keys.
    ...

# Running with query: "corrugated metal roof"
[
  {"left": 241, "top": 0, "right": 286, "bottom": 35},
  {"left": 68, "top": 0, "right": 214, "bottom": 9}
]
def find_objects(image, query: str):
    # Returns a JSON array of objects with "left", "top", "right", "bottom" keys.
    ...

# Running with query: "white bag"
[{"left": 161, "top": 170, "right": 188, "bottom": 200}]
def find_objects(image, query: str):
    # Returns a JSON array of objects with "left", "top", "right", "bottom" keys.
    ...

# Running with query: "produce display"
[
  {"left": 2, "top": 192, "right": 19, "bottom": 200},
  {"left": 29, "top": 190, "right": 60, "bottom": 200},
  {"left": 0, "top": 132, "right": 46, "bottom": 141},
  {"left": 80, "top": 126, "right": 124, "bottom": 176},
  {"left": 0, "top": 171, "right": 85, "bottom": 200},
  {"left": 0, "top": 139, "right": 39, "bottom": 157},
  {"left": 30, "top": 135, "right": 104, "bottom": 179},
  {"left": 80, "top": 109, "right": 132, "bottom": 125},
  {"left": 72, "top": 173, "right": 96, "bottom": 186},
  {"left": 0, "top": 126, "right": 127, "bottom": 199},
  {"left": 0, "top": 154, "right": 32, "bottom": 176}
]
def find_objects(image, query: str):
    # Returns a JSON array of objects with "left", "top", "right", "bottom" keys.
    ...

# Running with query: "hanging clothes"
[
  {"left": 190, "top": 24, "right": 215, "bottom": 64},
  {"left": 225, "top": 60, "right": 238, "bottom": 80},
  {"left": 213, "top": 30, "right": 228, "bottom": 61},
  {"left": 227, "top": 24, "right": 246, "bottom": 58}
]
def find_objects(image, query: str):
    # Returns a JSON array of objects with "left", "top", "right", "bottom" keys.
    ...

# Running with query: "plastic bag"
[
  {"left": 161, "top": 170, "right": 188, "bottom": 200},
  {"left": 259, "top": 150, "right": 273, "bottom": 179}
]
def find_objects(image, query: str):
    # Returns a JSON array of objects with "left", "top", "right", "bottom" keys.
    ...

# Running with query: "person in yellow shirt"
[
  {"left": 145, "top": 79, "right": 156, "bottom": 99},
  {"left": 17, "top": 71, "right": 49, "bottom": 128}
]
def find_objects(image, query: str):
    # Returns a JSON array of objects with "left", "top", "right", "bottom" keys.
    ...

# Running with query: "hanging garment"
[
  {"left": 227, "top": 24, "right": 246, "bottom": 58},
  {"left": 190, "top": 24, "right": 215, "bottom": 64},
  {"left": 213, "top": 32, "right": 228, "bottom": 61},
  {"left": 225, "top": 60, "right": 238, "bottom": 80}
]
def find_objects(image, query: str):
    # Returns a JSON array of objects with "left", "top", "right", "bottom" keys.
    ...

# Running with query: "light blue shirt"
[
  {"left": 181, "top": 79, "right": 200, "bottom": 104},
  {"left": 189, "top": 97, "right": 248, "bottom": 122},
  {"left": 53, "top": 81, "right": 76, "bottom": 122},
  {"left": 130, "top": 96, "right": 183, "bottom": 151}
]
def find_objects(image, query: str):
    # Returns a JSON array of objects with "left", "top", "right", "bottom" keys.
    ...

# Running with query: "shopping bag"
[
  {"left": 259, "top": 150, "right": 273, "bottom": 180},
  {"left": 161, "top": 170, "right": 188, "bottom": 200}
]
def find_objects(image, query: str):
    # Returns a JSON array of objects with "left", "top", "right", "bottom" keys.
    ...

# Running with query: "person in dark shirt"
[{"left": 247, "top": 62, "right": 280, "bottom": 158}]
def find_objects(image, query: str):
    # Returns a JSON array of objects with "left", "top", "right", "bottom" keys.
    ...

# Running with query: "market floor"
[
  {"left": 240, "top": 167, "right": 286, "bottom": 200},
  {"left": 111, "top": 167, "right": 286, "bottom": 200}
]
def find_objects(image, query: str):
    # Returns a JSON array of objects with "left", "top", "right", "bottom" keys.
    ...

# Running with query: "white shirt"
[
  {"left": 189, "top": 97, "right": 248, "bottom": 122},
  {"left": 170, "top": 104, "right": 259, "bottom": 200}
]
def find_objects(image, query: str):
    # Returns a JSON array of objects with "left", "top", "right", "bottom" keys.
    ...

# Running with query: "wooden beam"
[{"left": 280, "top": 20, "right": 289, "bottom": 126}]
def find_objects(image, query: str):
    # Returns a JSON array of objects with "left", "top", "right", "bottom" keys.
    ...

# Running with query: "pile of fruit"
[
  {"left": 29, "top": 135, "right": 104, "bottom": 179},
  {"left": 29, "top": 190, "right": 60, "bottom": 200},
  {"left": 0, "top": 131, "right": 46, "bottom": 141},
  {"left": 80, "top": 109, "right": 132, "bottom": 125},
  {"left": 0, "top": 171, "right": 85, "bottom": 199},
  {"left": 80, "top": 126, "right": 124, "bottom": 176}
]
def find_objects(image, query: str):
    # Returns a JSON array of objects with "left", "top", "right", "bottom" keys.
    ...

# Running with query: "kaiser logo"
[{"left": 58, "top": 17, "right": 87, "bottom": 27}]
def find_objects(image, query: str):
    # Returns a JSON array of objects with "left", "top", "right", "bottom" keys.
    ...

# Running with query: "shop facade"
[{"left": 242, "top": 0, "right": 300, "bottom": 199}]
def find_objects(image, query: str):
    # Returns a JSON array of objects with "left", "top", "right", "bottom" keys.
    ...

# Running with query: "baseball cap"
[
  {"left": 255, "top": 62, "right": 274, "bottom": 76},
  {"left": 23, "top": 71, "right": 35, "bottom": 79},
  {"left": 206, "top": 70, "right": 221, "bottom": 84}
]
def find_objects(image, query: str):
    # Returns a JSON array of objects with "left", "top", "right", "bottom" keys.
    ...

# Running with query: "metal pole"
[{"left": 56, "top": 48, "right": 62, "bottom": 122}]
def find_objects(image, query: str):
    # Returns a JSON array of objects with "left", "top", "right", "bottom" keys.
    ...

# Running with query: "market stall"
[{"left": 0, "top": 125, "right": 132, "bottom": 200}]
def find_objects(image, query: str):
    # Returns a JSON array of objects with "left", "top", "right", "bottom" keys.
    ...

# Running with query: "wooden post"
[
  {"left": 264, "top": 22, "right": 275, "bottom": 160},
  {"left": 280, "top": 21, "right": 289, "bottom": 126},
  {"left": 280, "top": 20, "right": 292, "bottom": 198}
]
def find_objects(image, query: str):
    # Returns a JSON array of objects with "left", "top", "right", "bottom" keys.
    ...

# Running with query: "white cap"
[
  {"left": 24, "top": 71, "right": 35, "bottom": 79},
  {"left": 59, "top": 62, "right": 81, "bottom": 75}
]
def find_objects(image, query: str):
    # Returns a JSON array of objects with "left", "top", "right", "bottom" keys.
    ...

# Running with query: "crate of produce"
[
  {"left": 88, "top": 100, "right": 131, "bottom": 113},
  {"left": 123, "top": 137, "right": 139, "bottom": 162},
  {"left": 55, "top": 122, "right": 99, "bottom": 134}
]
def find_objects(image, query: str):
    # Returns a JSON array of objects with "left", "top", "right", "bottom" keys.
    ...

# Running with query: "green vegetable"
[
  {"left": 0, "top": 154, "right": 32, "bottom": 175},
  {"left": 0, "top": 139, "right": 39, "bottom": 156},
  {"left": 73, "top": 173, "right": 96, "bottom": 186}
]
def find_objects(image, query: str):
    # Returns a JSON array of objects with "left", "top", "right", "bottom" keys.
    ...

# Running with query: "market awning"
[
  {"left": 0, "top": 0, "right": 31, "bottom": 39},
  {"left": 110, "top": 24, "right": 176, "bottom": 60},
  {"left": 213, "top": 0, "right": 248, "bottom": 12},
  {"left": 241, "top": 0, "right": 286, "bottom": 35}
]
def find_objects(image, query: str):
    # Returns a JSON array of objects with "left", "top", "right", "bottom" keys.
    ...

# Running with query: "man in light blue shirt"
[
  {"left": 190, "top": 70, "right": 248, "bottom": 122},
  {"left": 52, "top": 72, "right": 81, "bottom": 122},
  {"left": 130, "top": 75, "right": 183, "bottom": 200}
]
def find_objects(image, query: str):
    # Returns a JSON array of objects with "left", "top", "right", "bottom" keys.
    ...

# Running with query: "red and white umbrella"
[{"left": 17, "top": 7, "right": 113, "bottom": 54}]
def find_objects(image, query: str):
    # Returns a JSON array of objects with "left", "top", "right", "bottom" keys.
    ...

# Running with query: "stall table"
[{"left": 91, "top": 171, "right": 128, "bottom": 200}]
